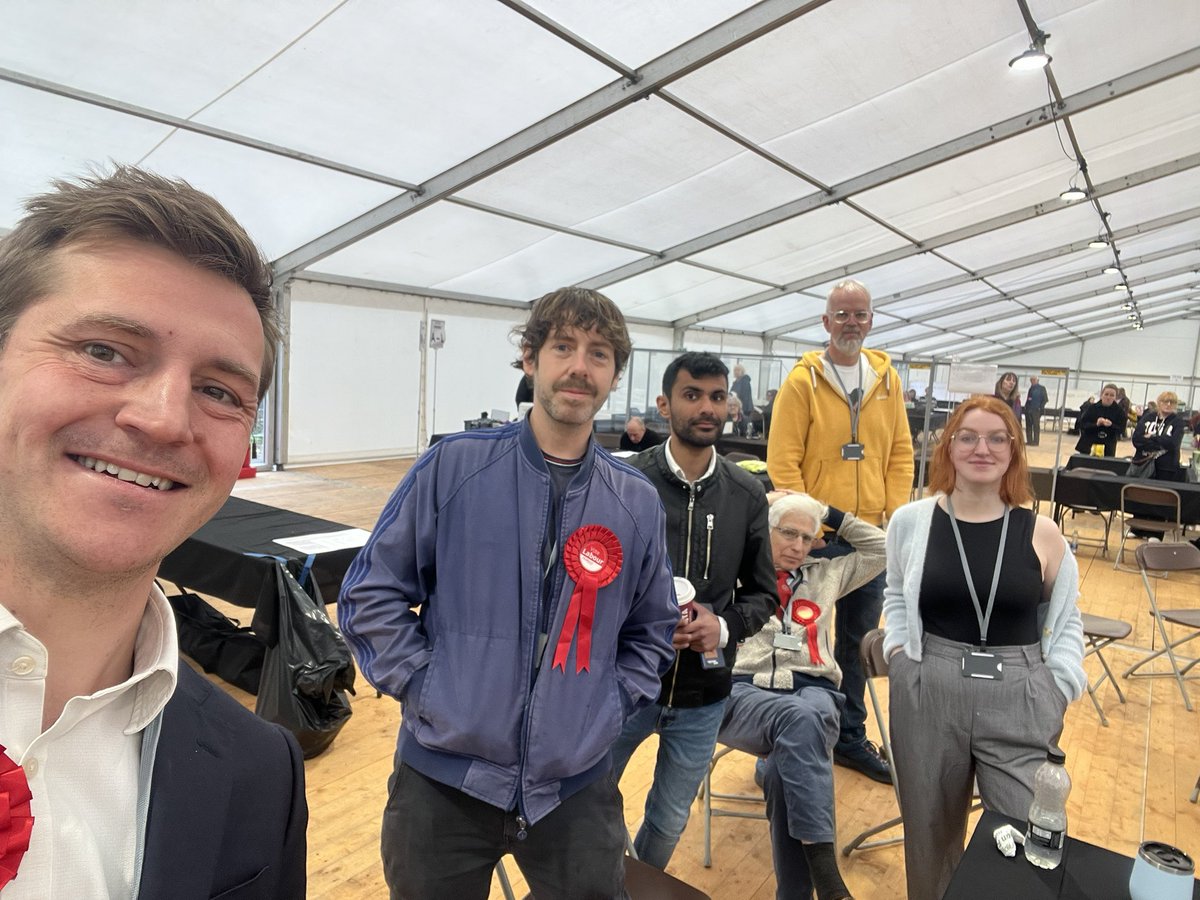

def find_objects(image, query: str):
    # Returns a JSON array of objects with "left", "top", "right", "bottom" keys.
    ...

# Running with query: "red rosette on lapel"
[
  {"left": 552, "top": 525, "right": 623, "bottom": 673},
  {"left": 790, "top": 599, "right": 824, "bottom": 665},
  {"left": 0, "top": 745, "right": 33, "bottom": 889}
]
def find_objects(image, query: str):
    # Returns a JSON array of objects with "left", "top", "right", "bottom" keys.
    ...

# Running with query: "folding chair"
[
  {"left": 1052, "top": 468, "right": 1116, "bottom": 557},
  {"left": 1113, "top": 483, "right": 1183, "bottom": 571},
  {"left": 700, "top": 745, "right": 767, "bottom": 867},
  {"left": 841, "top": 628, "right": 904, "bottom": 855},
  {"left": 1122, "top": 542, "right": 1200, "bottom": 711},
  {"left": 1080, "top": 611, "right": 1132, "bottom": 726}
]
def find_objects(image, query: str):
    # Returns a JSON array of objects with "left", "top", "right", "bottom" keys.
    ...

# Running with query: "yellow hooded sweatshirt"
[{"left": 766, "top": 347, "right": 913, "bottom": 526}]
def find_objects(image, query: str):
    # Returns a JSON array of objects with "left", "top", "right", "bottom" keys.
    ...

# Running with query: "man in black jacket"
[{"left": 610, "top": 352, "right": 777, "bottom": 868}]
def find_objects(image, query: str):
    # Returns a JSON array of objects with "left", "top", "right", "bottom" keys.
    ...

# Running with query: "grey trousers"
[
  {"left": 888, "top": 634, "right": 1068, "bottom": 900},
  {"left": 718, "top": 678, "right": 843, "bottom": 899}
]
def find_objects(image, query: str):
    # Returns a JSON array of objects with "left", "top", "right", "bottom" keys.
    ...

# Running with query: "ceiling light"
[
  {"left": 1113, "top": 283, "right": 1127, "bottom": 292},
  {"left": 1103, "top": 265, "right": 1120, "bottom": 275},
  {"left": 1009, "top": 33, "right": 1052, "bottom": 70},
  {"left": 1060, "top": 185, "right": 1088, "bottom": 202},
  {"left": 1122, "top": 301, "right": 1134, "bottom": 310},
  {"left": 1089, "top": 236, "right": 1109, "bottom": 249}
]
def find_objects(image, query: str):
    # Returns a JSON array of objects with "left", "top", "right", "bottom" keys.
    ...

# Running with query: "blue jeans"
[
  {"left": 610, "top": 699, "right": 728, "bottom": 868},
  {"left": 809, "top": 538, "right": 884, "bottom": 749}
]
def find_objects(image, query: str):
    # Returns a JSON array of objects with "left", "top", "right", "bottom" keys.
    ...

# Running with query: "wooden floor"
[{"left": 180, "top": 428, "right": 1200, "bottom": 899}]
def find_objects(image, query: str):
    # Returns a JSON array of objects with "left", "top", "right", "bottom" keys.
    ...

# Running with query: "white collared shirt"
[
  {"left": 662, "top": 438, "right": 728, "bottom": 648},
  {"left": 0, "top": 587, "right": 178, "bottom": 899}
]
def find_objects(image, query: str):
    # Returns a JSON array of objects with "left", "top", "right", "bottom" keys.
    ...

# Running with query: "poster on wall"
[{"left": 947, "top": 363, "right": 997, "bottom": 396}]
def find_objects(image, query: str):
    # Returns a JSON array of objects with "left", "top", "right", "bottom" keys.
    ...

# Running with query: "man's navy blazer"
[{"left": 137, "top": 664, "right": 307, "bottom": 899}]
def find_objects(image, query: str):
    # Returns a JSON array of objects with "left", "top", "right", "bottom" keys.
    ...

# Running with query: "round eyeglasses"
[
  {"left": 952, "top": 431, "right": 1013, "bottom": 449},
  {"left": 830, "top": 310, "right": 872, "bottom": 324},
  {"left": 772, "top": 525, "right": 815, "bottom": 545}
]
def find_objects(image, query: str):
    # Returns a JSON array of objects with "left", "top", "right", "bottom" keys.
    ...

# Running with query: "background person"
[
  {"left": 0, "top": 167, "right": 306, "bottom": 898},
  {"left": 1024, "top": 376, "right": 1048, "bottom": 446},
  {"left": 994, "top": 371, "right": 1022, "bottom": 423},
  {"left": 719, "top": 492, "right": 885, "bottom": 900},
  {"left": 1074, "top": 384, "right": 1122, "bottom": 456},
  {"left": 620, "top": 415, "right": 664, "bottom": 452},
  {"left": 1130, "top": 390, "right": 1186, "bottom": 481},
  {"left": 883, "top": 395, "right": 1085, "bottom": 900}
]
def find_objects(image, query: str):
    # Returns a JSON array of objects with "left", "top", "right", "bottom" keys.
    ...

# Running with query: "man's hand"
[
  {"left": 1098, "top": 417, "right": 1112, "bottom": 426},
  {"left": 673, "top": 602, "right": 721, "bottom": 653}
]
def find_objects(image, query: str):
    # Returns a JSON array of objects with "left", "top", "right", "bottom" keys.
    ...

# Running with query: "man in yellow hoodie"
[{"left": 766, "top": 279, "right": 912, "bottom": 783}]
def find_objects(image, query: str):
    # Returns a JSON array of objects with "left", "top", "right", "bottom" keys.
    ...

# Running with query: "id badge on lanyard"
[{"left": 945, "top": 497, "right": 1011, "bottom": 681}]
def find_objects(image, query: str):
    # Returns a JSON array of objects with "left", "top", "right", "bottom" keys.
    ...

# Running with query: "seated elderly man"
[
  {"left": 717, "top": 493, "right": 886, "bottom": 900},
  {"left": 619, "top": 414, "right": 664, "bottom": 452}
]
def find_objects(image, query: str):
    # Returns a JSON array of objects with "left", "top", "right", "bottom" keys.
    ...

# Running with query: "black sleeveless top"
[{"left": 919, "top": 505, "right": 1043, "bottom": 646}]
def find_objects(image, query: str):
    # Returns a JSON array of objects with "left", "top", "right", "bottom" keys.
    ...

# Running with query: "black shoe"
[{"left": 833, "top": 740, "right": 892, "bottom": 784}]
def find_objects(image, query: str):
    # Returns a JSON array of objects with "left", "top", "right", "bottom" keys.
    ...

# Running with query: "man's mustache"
[{"left": 553, "top": 378, "right": 596, "bottom": 395}]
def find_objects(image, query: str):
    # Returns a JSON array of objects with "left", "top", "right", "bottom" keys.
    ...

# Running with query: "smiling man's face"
[{"left": 0, "top": 240, "right": 264, "bottom": 579}]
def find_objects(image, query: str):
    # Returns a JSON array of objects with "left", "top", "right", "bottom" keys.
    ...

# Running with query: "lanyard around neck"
[
  {"left": 944, "top": 496, "right": 1010, "bottom": 649},
  {"left": 824, "top": 353, "right": 863, "bottom": 440}
]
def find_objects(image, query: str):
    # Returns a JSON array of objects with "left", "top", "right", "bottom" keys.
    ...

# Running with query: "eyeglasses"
[
  {"left": 830, "top": 310, "right": 872, "bottom": 324},
  {"left": 952, "top": 431, "right": 1013, "bottom": 449},
  {"left": 772, "top": 525, "right": 815, "bottom": 544}
]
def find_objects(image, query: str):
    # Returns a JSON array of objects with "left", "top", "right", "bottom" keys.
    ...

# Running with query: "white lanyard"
[{"left": 944, "top": 496, "right": 1010, "bottom": 649}]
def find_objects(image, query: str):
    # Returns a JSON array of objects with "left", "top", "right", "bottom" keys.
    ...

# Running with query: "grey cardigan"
[{"left": 881, "top": 496, "right": 1086, "bottom": 702}]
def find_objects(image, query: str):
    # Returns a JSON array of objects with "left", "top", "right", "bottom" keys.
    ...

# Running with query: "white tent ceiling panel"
[
  {"left": 854, "top": 127, "right": 1081, "bottom": 241},
  {"left": 936, "top": 202, "right": 1098, "bottom": 270},
  {"left": 688, "top": 204, "right": 908, "bottom": 285},
  {"left": 196, "top": 0, "right": 615, "bottom": 184},
  {"left": 1118, "top": 221, "right": 1200, "bottom": 258},
  {"left": 705, "top": 293, "right": 825, "bottom": 333},
  {"left": 2, "top": 0, "right": 337, "bottom": 114},
  {"left": 985, "top": 250, "right": 1109, "bottom": 296},
  {"left": 775, "top": 322, "right": 832, "bottom": 345},
  {"left": 870, "top": 323, "right": 941, "bottom": 345},
  {"left": 602, "top": 262, "right": 762, "bottom": 320},
  {"left": 0, "top": 84, "right": 171, "bottom": 223},
  {"left": 457, "top": 97, "right": 809, "bottom": 249},
  {"left": 144, "top": 131, "right": 400, "bottom": 260},
  {"left": 525, "top": 0, "right": 760, "bottom": 68},
  {"left": 1101, "top": 168, "right": 1200, "bottom": 233},
  {"left": 433, "top": 233, "right": 644, "bottom": 299},
  {"left": 1038, "top": 0, "right": 1200, "bottom": 96},
  {"left": 877, "top": 283, "right": 1000, "bottom": 320},
  {"left": 310, "top": 201, "right": 568, "bottom": 286},
  {"left": 938, "top": 300, "right": 1030, "bottom": 331},
  {"left": 812, "top": 253, "right": 965, "bottom": 301}
]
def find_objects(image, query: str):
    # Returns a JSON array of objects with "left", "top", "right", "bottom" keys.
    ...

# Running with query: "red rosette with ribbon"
[
  {"left": 552, "top": 525, "right": 623, "bottom": 673},
  {"left": 0, "top": 745, "right": 34, "bottom": 890},
  {"left": 790, "top": 599, "right": 825, "bottom": 665}
]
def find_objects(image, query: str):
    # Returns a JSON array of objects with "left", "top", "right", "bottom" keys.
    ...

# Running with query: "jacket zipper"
[
  {"left": 666, "top": 484, "right": 697, "bottom": 708},
  {"left": 704, "top": 513, "right": 714, "bottom": 580},
  {"left": 514, "top": 481, "right": 559, "bottom": 824}
]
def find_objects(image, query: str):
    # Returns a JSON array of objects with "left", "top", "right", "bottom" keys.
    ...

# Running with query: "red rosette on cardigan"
[
  {"left": 0, "top": 745, "right": 33, "bottom": 889},
  {"left": 790, "top": 599, "right": 825, "bottom": 665},
  {"left": 552, "top": 525, "right": 623, "bottom": 673}
]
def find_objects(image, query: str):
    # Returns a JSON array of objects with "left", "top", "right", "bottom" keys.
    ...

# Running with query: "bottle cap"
[
  {"left": 1047, "top": 749, "right": 1066, "bottom": 765},
  {"left": 672, "top": 577, "right": 695, "bottom": 606}
]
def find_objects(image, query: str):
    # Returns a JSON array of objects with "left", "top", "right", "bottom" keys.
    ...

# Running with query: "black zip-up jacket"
[{"left": 630, "top": 444, "right": 777, "bottom": 707}]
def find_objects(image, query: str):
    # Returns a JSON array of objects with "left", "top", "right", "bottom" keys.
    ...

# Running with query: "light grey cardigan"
[{"left": 881, "top": 496, "right": 1087, "bottom": 702}]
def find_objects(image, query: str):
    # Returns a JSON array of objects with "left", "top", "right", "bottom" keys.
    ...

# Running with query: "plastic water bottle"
[
  {"left": 1069, "top": 530, "right": 1079, "bottom": 555},
  {"left": 1025, "top": 750, "right": 1071, "bottom": 869}
]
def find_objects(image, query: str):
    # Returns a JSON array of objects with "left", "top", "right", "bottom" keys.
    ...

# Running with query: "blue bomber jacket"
[{"left": 339, "top": 419, "right": 678, "bottom": 824}]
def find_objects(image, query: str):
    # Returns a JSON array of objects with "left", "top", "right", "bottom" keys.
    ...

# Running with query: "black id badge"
[
  {"left": 841, "top": 442, "right": 864, "bottom": 461},
  {"left": 961, "top": 649, "right": 1003, "bottom": 680}
]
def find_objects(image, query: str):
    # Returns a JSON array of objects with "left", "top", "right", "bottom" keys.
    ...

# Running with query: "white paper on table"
[{"left": 273, "top": 528, "right": 371, "bottom": 554}]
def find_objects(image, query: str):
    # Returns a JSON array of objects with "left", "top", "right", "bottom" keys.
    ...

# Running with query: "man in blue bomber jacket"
[{"left": 339, "top": 287, "right": 678, "bottom": 900}]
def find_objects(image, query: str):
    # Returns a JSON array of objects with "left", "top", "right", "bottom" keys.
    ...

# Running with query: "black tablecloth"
[
  {"left": 1053, "top": 468, "right": 1200, "bottom": 525},
  {"left": 1065, "top": 454, "right": 1131, "bottom": 475},
  {"left": 158, "top": 496, "right": 363, "bottom": 610},
  {"left": 944, "top": 811, "right": 1199, "bottom": 899}
]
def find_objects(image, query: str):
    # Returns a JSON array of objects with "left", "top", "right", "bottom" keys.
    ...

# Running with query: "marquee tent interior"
[{"left": 4, "top": 0, "right": 1199, "bottom": 462}]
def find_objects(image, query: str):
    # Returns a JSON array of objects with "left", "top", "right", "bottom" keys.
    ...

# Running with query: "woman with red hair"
[{"left": 882, "top": 395, "right": 1085, "bottom": 900}]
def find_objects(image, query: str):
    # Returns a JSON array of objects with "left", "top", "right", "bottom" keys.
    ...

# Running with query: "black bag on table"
[
  {"left": 252, "top": 561, "right": 357, "bottom": 759},
  {"left": 166, "top": 589, "right": 266, "bottom": 695},
  {"left": 1127, "top": 449, "right": 1164, "bottom": 479}
]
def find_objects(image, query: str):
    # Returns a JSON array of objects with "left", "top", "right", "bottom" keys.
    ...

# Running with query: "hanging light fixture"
[
  {"left": 1089, "top": 235, "right": 1109, "bottom": 249},
  {"left": 1112, "top": 283, "right": 1127, "bottom": 292},
  {"left": 1060, "top": 182, "right": 1088, "bottom": 202},
  {"left": 1103, "top": 265, "right": 1121, "bottom": 275},
  {"left": 1009, "top": 31, "right": 1052, "bottom": 70}
]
